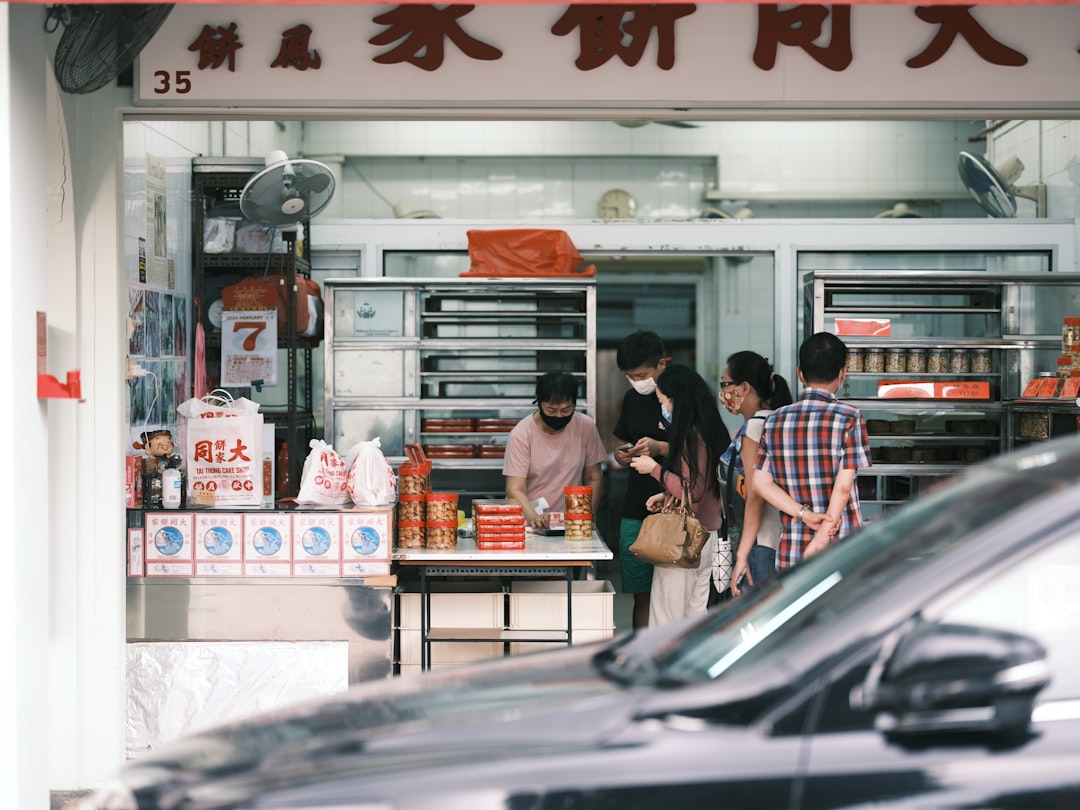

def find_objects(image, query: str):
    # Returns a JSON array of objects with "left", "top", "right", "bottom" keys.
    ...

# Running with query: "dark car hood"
[{"left": 120, "top": 640, "right": 670, "bottom": 807}]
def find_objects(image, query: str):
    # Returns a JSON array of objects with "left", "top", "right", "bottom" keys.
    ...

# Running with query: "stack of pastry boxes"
[
  {"left": 132, "top": 508, "right": 393, "bottom": 578},
  {"left": 473, "top": 499, "right": 526, "bottom": 549}
]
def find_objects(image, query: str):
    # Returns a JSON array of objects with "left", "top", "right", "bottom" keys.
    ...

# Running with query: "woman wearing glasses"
[{"left": 720, "top": 351, "right": 793, "bottom": 596}]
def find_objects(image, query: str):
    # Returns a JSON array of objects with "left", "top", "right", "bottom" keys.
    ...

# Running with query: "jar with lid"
[
  {"left": 1062, "top": 317, "right": 1080, "bottom": 353},
  {"left": 845, "top": 348, "right": 864, "bottom": 373},
  {"left": 970, "top": 348, "right": 993, "bottom": 374},
  {"left": 1057, "top": 355, "right": 1073, "bottom": 378},
  {"left": 885, "top": 348, "right": 906, "bottom": 373},
  {"left": 906, "top": 348, "right": 927, "bottom": 373},
  {"left": 927, "top": 348, "right": 949, "bottom": 373},
  {"left": 864, "top": 347, "right": 885, "bottom": 373},
  {"left": 949, "top": 348, "right": 970, "bottom": 374}
]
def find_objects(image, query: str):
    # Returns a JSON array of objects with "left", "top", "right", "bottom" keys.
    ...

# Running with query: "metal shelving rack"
[
  {"left": 323, "top": 277, "right": 596, "bottom": 495},
  {"left": 805, "top": 271, "right": 1080, "bottom": 517}
]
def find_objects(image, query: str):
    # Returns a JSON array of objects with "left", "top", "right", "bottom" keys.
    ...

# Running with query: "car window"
[{"left": 934, "top": 527, "right": 1080, "bottom": 703}]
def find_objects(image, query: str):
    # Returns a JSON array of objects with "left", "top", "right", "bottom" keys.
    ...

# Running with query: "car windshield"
[{"left": 655, "top": 439, "right": 1080, "bottom": 681}]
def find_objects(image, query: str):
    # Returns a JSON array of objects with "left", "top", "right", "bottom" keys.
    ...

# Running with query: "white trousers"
[{"left": 648, "top": 531, "right": 716, "bottom": 627}]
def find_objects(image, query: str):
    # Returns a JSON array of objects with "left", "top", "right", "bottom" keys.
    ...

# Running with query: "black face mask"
[{"left": 539, "top": 410, "right": 573, "bottom": 431}]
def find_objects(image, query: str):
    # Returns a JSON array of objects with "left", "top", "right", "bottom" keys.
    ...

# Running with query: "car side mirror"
[{"left": 851, "top": 622, "right": 1051, "bottom": 741}]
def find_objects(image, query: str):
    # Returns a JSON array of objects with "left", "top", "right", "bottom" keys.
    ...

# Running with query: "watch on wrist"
[{"left": 797, "top": 504, "right": 810, "bottom": 519}]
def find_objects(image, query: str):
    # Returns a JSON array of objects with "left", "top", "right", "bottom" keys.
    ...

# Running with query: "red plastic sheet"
[{"left": 462, "top": 228, "right": 596, "bottom": 278}]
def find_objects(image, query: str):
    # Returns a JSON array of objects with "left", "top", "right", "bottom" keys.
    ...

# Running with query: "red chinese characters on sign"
[
  {"left": 369, "top": 4, "right": 502, "bottom": 71},
  {"left": 754, "top": 4, "right": 851, "bottom": 72},
  {"left": 271, "top": 24, "right": 322, "bottom": 70},
  {"left": 906, "top": 6, "right": 1026, "bottom": 69},
  {"left": 192, "top": 437, "right": 251, "bottom": 464},
  {"left": 188, "top": 22, "right": 244, "bottom": 72},
  {"left": 176, "top": 5, "right": 1033, "bottom": 81},
  {"left": 551, "top": 4, "right": 697, "bottom": 71}
]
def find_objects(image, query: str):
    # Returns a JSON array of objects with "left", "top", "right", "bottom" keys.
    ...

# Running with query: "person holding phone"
[{"left": 612, "top": 331, "right": 670, "bottom": 629}]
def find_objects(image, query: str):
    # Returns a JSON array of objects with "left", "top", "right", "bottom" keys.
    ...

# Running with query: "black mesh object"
[{"left": 52, "top": 4, "right": 174, "bottom": 95}]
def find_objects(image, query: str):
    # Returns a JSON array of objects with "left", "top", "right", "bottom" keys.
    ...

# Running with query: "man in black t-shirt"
[{"left": 612, "top": 331, "right": 670, "bottom": 629}]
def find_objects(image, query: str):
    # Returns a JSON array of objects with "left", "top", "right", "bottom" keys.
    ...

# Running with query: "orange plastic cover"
[{"left": 461, "top": 229, "right": 596, "bottom": 277}]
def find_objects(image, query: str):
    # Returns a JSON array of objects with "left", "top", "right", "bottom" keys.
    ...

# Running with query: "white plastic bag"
[
  {"left": 344, "top": 438, "right": 397, "bottom": 506},
  {"left": 296, "top": 439, "right": 350, "bottom": 506}
]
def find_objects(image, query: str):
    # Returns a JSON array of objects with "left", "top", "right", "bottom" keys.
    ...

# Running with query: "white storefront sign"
[{"left": 137, "top": 4, "right": 1080, "bottom": 111}]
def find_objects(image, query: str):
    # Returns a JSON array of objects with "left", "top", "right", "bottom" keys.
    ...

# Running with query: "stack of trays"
[{"left": 473, "top": 499, "right": 526, "bottom": 550}]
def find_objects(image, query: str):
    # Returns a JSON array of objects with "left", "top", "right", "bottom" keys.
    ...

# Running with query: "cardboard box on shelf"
[
  {"left": 127, "top": 529, "right": 145, "bottom": 577},
  {"left": 292, "top": 512, "right": 342, "bottom": 577},
  {"left": 243, "top": 512, "right": 292, "bottom": 576},
  {"left": 194, "top": 513, "right": 244, "bottom": 576},
  {"left": 341, "top": 507, "right": 393, "bottom": 577},
  {"left": 877, "top": 380, "right": 990, "bottom": 399},
  {"left": 145, "top": 513, "right": 194, "bottom": 576},
  {"left": 835, "top": 318, "right": 891, "bottom": 336}
]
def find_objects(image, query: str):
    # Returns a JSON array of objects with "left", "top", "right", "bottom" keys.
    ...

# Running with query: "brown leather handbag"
[{"left": 629, "top": 479, "right": 708, "bottom": 569}]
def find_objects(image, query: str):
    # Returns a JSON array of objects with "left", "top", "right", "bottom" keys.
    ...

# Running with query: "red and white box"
[
  {"left": 835, "top": 317, "right": 891, "bottom": 336},
  {"left": 877, "top": 380, "right": 990, "bottom": 400},
  {"left": 292, "top": 512, "right": 342, "bottom": 577},
  {"left": 242, "top": 512, "right": 292, "bottom": 576},
  {"left": 127, "top": 528, "right": 145, "bottom": 577},
  {"left": 341, "top": 508, "right": 394, "bottom": 577},
  {"left": 145, "top": 512, "right": 194, "bottom": 577},
  {"left": 194, "top": 512, "right": 244, "bottom": 576},
  {"left": 125, "top": 455, "right": 143, "bottom": 508}
]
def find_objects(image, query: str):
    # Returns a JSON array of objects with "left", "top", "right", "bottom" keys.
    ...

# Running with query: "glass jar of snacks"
[
  {"left": 1062, "top": 317, "right": 1080, "bottom": 353},
  {"left": 398, "top": 521, "right": 426, "bottom": 549},
  {"left": 1058, "top": 356, "right": 1073, "bottom": 378},
  {"left": 885, "top": 348, "right": 906, "bottom": 373},
  {"left": 906, "top": 348, "right": 927, "bottom": 373},
  {"left": 864, "top": 348, "right": 885, "bottom": 373},
  {"left": 565, "top": 513, "right": 593, "bottom": 540},
  {"left": 845, "top": 348, "right": 864, "bottom": 373},
  {"left": 425, "top": 492, "right": 459, "bottom": 524},
  {"left": 949, "top": 348, "right": 970, "bottom": 373},
  {"left": 971, "top": 348, "right": 993, "bottom": 374},
  {"left": 927, "top": 348, "right": 949, "bottom": 373},
  {"left": 564, "top": 486, "right": 593, "bottom": 514},
  {"left": 425, "top": 521, "right": 458, "bottom": 549},
  {"left": 398, "top": 494, "right": 426, "bottom": 523}
]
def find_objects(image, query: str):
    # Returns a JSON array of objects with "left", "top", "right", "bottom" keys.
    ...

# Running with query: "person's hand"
[
  {"left": 643, "top": 438, "right": 667, "bottom": 458},
  {"left": 630, "top": 455, "right": 658, "bottom": 476},
  {"left": 524, "top": 509, "right": 548, "bottom": 530},
  {"left": 800, "top": 509, "right": 828, "bottom": 531},
  {"left": 644, "top": 492, "right": 665, "bottom": 513},
  {"left": 804, "top": 518, "right": 835, "bottom": 556},
  {"left": 731, "top": 556, "right": 753, "bottom": 597},
  {"left": 613, "top": 445, "right": 635, "bottom": 467}
]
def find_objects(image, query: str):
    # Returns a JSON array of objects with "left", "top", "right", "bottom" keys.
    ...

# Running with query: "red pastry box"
[
  {"left": 421, "top": 418, "right": 476, "bottom": 433},
  {"left": 474, "top": 418, "right": 520, "bottom": 433},
  {"left": 835, "top": 318, "right": 891, "bottom": 336},
  {"left": 877, "top": 380, "right": 990, "bottom": 400},
  {"left": 422, "top": 444, "right": 477, "bottom": 459},
  {"left": 473, "top": 499, "right": 526, "bottom": 550}
]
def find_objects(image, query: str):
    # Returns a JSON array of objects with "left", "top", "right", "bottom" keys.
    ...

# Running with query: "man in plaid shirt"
[{"left": 752, "top": 332, "right": 872, "bottom": 571}]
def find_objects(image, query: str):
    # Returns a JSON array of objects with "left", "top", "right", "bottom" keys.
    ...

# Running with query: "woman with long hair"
[
  {"left": 720, "top": 351, "right": 794, "bottom": 596},
  {"left": 630, "top": 364, "right": 729, "bottom": 625}
]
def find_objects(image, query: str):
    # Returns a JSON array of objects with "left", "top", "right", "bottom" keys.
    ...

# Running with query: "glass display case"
[{"left": 804, "top": 271, "right": 1080, "bottom": 518}]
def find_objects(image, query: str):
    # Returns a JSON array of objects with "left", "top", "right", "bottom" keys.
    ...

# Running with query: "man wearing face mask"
[
  {"left": 504, "top": 372, "right": 607, "bottom": 530},
  {"left": 612, "top": 331, "right": 671, "bottom": 629}
]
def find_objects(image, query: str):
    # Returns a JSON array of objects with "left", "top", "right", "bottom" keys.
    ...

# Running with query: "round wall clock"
[{"left": 598, "top": 188, "right": 637, "bottom": 220}]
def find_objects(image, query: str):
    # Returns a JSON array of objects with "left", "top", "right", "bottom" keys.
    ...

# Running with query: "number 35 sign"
[{"left": 221, "top": 310, "right": 277, "bottom": 388}]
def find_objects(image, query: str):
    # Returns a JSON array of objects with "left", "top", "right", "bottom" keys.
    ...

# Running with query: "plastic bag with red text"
[{"left": 296, "top": 439, "right": 350, "bottom": 506}]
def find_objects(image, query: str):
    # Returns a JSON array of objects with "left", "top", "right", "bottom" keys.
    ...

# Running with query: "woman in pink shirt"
[{"left": 631, "top": 364, "right": 729, "bottom": 625}]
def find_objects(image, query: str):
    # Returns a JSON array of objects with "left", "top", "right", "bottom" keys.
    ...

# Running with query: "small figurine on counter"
[{"left": 133, "top": 429, "right": 183, "bottom": 472}]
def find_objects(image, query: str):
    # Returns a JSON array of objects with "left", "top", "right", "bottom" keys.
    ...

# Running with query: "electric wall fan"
[
  {"left": 46, "top": 4, "right": 174, "bottom": 95},
  {"left": 240, "top": 150, "right": 337, "bottom": 230},
  {"left": 957, "top": 151, "right": 1046, "bottom": 218}
]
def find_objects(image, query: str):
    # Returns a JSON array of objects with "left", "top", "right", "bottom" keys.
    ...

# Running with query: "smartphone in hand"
[{"left": 617, "top": 443, "right": 634, "bottom": 452}]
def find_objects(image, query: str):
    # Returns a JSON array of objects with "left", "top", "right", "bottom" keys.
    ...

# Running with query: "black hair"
[
  {"left": 534, "top": 372, "right": 578, "bottom": 406},
  {"left": 656, "top": 364, "right": 728, "bottom": 496},
  {"left": 799, "top": 331, "right": 848, "bottom": 384},
  {"left": 725, "top": 351, "right": 794, "bottom": 409},
  {"left": 616, "top": 330, "right": 666, "bottom": 372}
]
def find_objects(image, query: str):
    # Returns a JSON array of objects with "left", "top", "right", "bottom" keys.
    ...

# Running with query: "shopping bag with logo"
[
  {"left": 629, "top": 479, "right": 708, "bottom": 569},
  {"left": 177, "top": 390, "right": 264, "bottom": 507},
  {"left": 344, "top": 437, "right": 397, "bottom": 506},
  {"left": 296, "top": 439, "right": 351, "bottom": 506}
]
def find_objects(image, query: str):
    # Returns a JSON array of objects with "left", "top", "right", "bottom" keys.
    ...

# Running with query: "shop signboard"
[{"left": 137, "top": 5, "right": 1080, "bottom": 112}]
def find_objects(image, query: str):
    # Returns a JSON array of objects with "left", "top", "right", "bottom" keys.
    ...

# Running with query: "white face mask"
[{"left": 627, "top": 375, "right": 657, "bottom": 396}]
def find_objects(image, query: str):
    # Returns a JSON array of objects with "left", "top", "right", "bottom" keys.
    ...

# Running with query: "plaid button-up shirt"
[{"left": 755, "top": 387, "right": 871, "bottom": 570}]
